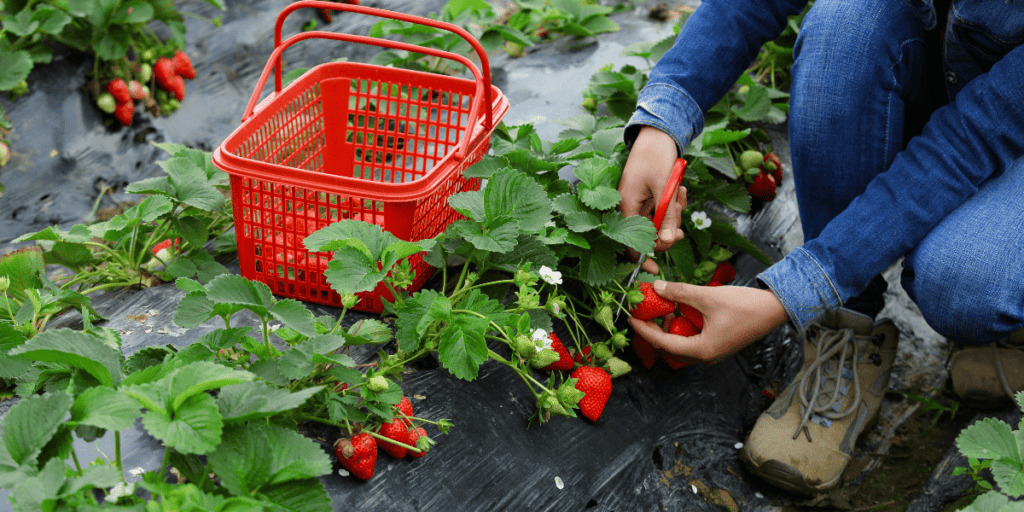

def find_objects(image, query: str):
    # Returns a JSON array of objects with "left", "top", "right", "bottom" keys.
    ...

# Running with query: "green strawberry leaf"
[
  {"left": 269, "top": 299, "right": 318, "bottom": 338},
  {"left": 600, "top": 211, "right": 657, "bottom": 255},
  {"left": 9, "top": 329, "right": 123, "bottom": 387},
  {"left": 173, "top": 291, "right": 215, "bottom": 329},
  {"left": 437, "top": 309, "right": 489, "bottom": 381},
  {"left": 732, "top": 85, "right": 772, "bottom": 122},
  {"left": 990, "top": 458, "right": 1024, "bottom": 497},
  {"left": 217, "top": 381, "right": 321, "bottom": 423},
  {"left": 0, "top": 391, "right": 74, "bottom": 467},
  {"left": 345, "top": 318, "right": 392, "bottom": 346},
  {"left": 0, "top": 247, "right": 44, "bottom": 301},
  {"left": 708, "top": 221, "right": 772, "bottom": 266},
  {"left": 484, "top": 167, "right": 552, "bottom": 232},
  {"left": 168, "top": 361, "right": 254, "bottom": 411},
  {"left": 576, "top": 238, "right": 619, "bottom": 286},
  {"left": 141, "top": 392, "right": 222, "bottom": 455},
  {"left": 957, "top": 417, "right": 1020, "bottom": 462},
  {"left": 453, "top": 217, "right": 520, "bottom": 253},
  {"left": 590, "top": 128, "right": 625, "bottom": 159},
  {"left": 707, "top": 182, "right": 752, "bottom": 214},
  {"left": 69, "top": 386, "right": 140, "bottom": 432},
  {"left": 258, "top": 478, "right": 333, "bottom": 512},
  {"left": 395, "top": 290, "right": 445, "bottom": 353},
  {"left": 490, "top": 234, "right": 558, "bottom": 273}
]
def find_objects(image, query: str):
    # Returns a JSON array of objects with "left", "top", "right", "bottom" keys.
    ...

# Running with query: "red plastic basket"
[{"left": 212, "top": 1, "right": 509, "bottom": 313}]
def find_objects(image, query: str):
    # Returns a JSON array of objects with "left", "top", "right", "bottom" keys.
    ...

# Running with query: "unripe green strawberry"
[
  {"left": 739, "top": 149, "right": 764, "bottom": 171},
  {"left": 604, "top": 356, "right": 632, "bottom": 378},
  {"left": 504, "top": 41, "right": 525, "bottom": 58},
  {"left": 557, "top": 379, "right": 585, "bottom": 406},
  {"left": 97, "top": 93, "right": 117, "bottom": 114},
  {"left": 515, "top": 335, "right": 536, "bottom": 359},
  {"left": 737, "top": 85, "right": 750, "bottom": 95},
  {"left": 693, "top": 260, "right": 718, "bottom": 281},
  {"left": 140, "top": 49, "right": 156, "bottom": 63},
  {"left": 136, "top": 62, "right": 153, "bottom": 83},
  {"left": 538, "top": 391, "right": 570, "bottom": 418},
  {"left": 595, "top": 304, "right": 614, "bottom": 333},
  {"left": 591, "top": 343, "right": 612, "bottom": 362},
  {"left": 530, "top": 349, "right": 560, "bottom": 369},
  {"left": 611, "top": 331, "right": 628, "bottom": 350},
  {"left": 0, "top": 142, "right": 9, "bottom": 167},
  {"left": 708, "top": 246, "right": 732, "bottom": 263},
  {"left": 582, "top": 96, "right": 597, "bottom": 111},
  {"left": 10, "top": 80, "right": 28, "bottom": 98},
  {"left": 626, "top": 289, "right": 644, "bottom": 306},
  {"left": 366, "top": 375, "right": 389, "bottom": 393}
]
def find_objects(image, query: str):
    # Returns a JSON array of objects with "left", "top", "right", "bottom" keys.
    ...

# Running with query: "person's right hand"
[{"left": 619, "top": 126, "right": 686, "bottom": 274}]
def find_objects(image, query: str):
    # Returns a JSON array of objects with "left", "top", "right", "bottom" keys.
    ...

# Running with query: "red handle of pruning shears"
[{"left": 652, "top": 158, "right": 687, "bottom": 231}]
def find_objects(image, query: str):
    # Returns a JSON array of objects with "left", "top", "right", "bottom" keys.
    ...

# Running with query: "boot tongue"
[{"left": 820, "top": 308, "right": 874, "bottom": 336}]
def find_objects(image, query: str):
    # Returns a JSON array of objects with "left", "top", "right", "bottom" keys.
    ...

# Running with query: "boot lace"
[{"left": 792, "top": 326, "right": 875, "bottom": 442}]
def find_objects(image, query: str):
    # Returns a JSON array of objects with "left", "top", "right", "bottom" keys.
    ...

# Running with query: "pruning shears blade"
[{"left": 613, "top": 158, "right": 687, "bottom": 324}]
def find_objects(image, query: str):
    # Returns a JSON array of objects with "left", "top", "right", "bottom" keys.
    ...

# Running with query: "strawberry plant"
[
  {"left": 0, "top": 0, "right": 224, "bottom": 139},
  {"left": 951, "top": 392, "right": 1024, "bottom": 511}
]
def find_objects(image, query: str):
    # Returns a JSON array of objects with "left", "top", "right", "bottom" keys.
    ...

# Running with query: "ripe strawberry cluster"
[
  {"left": 628, "top": 261, "right": 737, "bottom": 369},
  {"left": 95, "top": 50, "right": 195, "bottom": 126},
  {"left": 742, "top": 150, "right": 783, "bottom": 202},
  {"left": 334, "top": 395, "right": 430, "bottom": 481},
  {"left": 519, "top": 330, "right": 619, "bottom": 423}
]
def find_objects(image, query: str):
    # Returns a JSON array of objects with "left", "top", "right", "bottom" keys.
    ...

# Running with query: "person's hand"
[
  {"left": 628, "top": 280, "right": 789, "bottom": 363},
  {"left": 619, "top": 126, "right": 686, "bottom": 274}
]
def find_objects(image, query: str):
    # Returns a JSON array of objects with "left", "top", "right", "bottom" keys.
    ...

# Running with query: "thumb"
[
  {"left": 653, "top": 279, "right": 705, "bottom": 307},
  {"left": 655, "top": 186, "right": 687, "bottom": 246}
]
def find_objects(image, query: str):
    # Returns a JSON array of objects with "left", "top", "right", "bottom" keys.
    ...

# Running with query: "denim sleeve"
[
  {"left": 759, "top": 44, "right": 1024, "bottom": 333},
  {"left": 623, "top": 0, "right": 809, "bottom": 154}
]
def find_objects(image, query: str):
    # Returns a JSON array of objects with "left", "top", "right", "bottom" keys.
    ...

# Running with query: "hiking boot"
[
  {"left": 741, "top": 309, "right": 899, "bottom": 494},
  {"left": 949, "top": 328, "right": 1024, "bottom": 409}
]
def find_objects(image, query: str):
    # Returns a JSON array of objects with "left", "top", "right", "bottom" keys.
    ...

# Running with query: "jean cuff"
[
  {"left": 623, "top": 81, "right": 704, "bottom": 158},
  {"left": 756, "top": 247, "right": 844, "bottom": 334}
]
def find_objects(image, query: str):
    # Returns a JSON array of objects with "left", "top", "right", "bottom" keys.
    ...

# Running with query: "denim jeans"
[{"left": 625, "top": 0, "right": 1024, "bottom": 344}]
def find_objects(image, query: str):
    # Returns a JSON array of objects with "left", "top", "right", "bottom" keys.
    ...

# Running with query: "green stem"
[
  {"left": 159, "top": 446, "right": 172, "bottom": 480},
  {"left": 78, "top": 281, "right": 140, "bottom": 296},
  {"left": 449, "top": 278, "right": 516, "bottom": 303},
  {"left": 70, "top": 448, "right": 83, "bottom": 475},
  {"left": 115, "top": 431, "right": 124, "bottom": 480}
]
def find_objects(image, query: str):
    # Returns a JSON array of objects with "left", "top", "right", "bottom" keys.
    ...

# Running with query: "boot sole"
[{"left": 741, "top": 447, "right": 842, "bottom": 495}]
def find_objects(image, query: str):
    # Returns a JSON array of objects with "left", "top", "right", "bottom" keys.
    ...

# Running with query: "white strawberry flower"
[
  {"left": 538, "top": 265, "right": 563, "bottom": 285},
  {"left": 106, "top": 481, "right": 135, "bottom": 503},
  {"left": 128, "top": 467, "right": 145, "bottom": 477},
  {"left": 531, "top": 328, "right": 552, "bottom": 352},
  {"left": 691, "top": 211, "right": 712, "bottom": 230}
]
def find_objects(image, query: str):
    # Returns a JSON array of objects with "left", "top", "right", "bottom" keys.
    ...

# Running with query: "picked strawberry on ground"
[
  {"left": 376, "top": 420, "right": 410, "bottom": 459},
  {"left": 571, "top": 366, "right": 613, "bottom": 422},
  {"left": 335, "top": 433, "right": 377, "bottom": 481},
  {"left": 540, "top": 332, "right": 574, "bottom": 371},
  {"left": 630, "top": 282, "right": 676, "bottom": 321},
  {"left": 747, "top": 170, "right": 777, "bottom": 201}
]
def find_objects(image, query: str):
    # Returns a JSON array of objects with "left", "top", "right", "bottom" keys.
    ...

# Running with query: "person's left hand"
[{"left": 628, "top": 280, "right": 789, "bottom": 363}]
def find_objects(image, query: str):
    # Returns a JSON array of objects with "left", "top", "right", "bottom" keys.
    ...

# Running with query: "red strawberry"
[
  {"left": 406, "top": 426, "right": 428, "bottom": 459},
  {"left": 154, "top": 57, "right": 177, "bottom": 92},
  {"left": 396, "top": 396, "right": 414, "bottom": 426},
  {"left": 573, "top": 345, "right": 593, "bottom": 364},
  {"left": 114, "top": 101, "right": 135, "bottom": 126},
  {"left": 335, "top": 433, "right": 377, "bottom": 480},
  {"left": 677, "top": 302, "right": 704, "bottom": 331},
  {"left": 0, "top": 142, "right": 9, "bottom": 167},
  {"left": 343, "top": 0, "right": 359, "bottom": 3},
  {"left": 319, "top": 8, "right": 333, "bottom": 22},
  {"left": 632, "top": 334, "right": 658, "bottom": 369},
  {"left": 542, "top": 333, "right": 574, "bottom": 371},
  {"left": 107, "top": 79, "right": 131, "bottom": 103},
  {"left": 151, "top": 238, "right": 181, "bottom": 255},
  {"left": 747, "top": 171, "right": 777, "bottom": 201},
  {"left": 630, "top": 282, "right": 675, "bottom": 321},
  {"left": 376, "top": 420, "right": 410, "bottom": 459},
  {"left": 762, "top": 152, "right": 783, "bottom": 184},
  {"left": 705, "top": 280, "right": 724, "bottom": 287},
  {"left": 167, "top": 75, "right": 186, "bottom": 101},
  {"left": 571, "top": 366, "right": 612, "bottom": 422},
  {"left": 172, "top": 50, "right": 196, "bottom": 80},
  {"left": 668, "top": 316, "right": 700, "bottom": 337},
  {"left": 128, "top": 80, "right": 147, "bottom": 100},
  {"left": 664, "top": 316, "right": 700, "bottom": 369},
  {"left": 711, "top": 261, "right": 737, "bottom": 285}
]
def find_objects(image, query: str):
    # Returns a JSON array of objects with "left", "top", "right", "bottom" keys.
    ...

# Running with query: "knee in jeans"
[{"left": 903, "top": 249, "right": 1018, "bottom": 345}]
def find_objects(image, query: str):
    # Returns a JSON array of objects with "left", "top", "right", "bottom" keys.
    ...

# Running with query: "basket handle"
[{"left": 242, "top": 1, "right": 495, "bottom": 159}]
